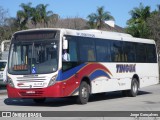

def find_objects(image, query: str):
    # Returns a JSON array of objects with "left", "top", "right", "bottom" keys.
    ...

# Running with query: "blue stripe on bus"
[
  {"left": 56, "top": 63, "right": 87, "bottom": 81},
  {"left": 89, "top": 70, "right": 111, "bottom": 81}
]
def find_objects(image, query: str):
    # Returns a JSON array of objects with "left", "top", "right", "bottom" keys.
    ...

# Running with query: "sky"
[{"left": 0, "top": 0, "right": 159, "bottom": 27}]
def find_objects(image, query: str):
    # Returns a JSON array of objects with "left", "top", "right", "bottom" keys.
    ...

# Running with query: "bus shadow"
[
  {"left": 89, "top": 91, "right": 151, "bottom": 103},
  {"left": 4, "top": 90, "right": 151, "bottom": 107}
]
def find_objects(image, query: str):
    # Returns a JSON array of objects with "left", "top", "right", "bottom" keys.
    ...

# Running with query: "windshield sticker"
[
  {"left": 32, "top": 66, "right": 36, "bottom": 74},
  {"left": 13, "top": 64, "right": 28, "bottom": 71},
  {"left": 31, "top": 65, "right": 36, "bottom": 74}
]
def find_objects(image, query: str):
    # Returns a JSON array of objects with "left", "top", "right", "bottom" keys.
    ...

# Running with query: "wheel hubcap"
[
  {"left": 133, "top": 82, "right": 138, "bottom": 93},
  {"left": 82, "top": 87, "right": 88, "bottom": 99}
]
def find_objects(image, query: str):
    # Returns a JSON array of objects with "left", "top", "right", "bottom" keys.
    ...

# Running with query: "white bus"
[
  {"left": 7, "top": 28, "right": 159, "bottom": 104},
  {"left": 0, "top": 40, "right": 10, "bottom": 85}
]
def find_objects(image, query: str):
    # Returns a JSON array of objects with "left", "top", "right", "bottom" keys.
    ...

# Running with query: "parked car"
[{"left": 0, "top": 60, "right": 7, "bottom": 86}]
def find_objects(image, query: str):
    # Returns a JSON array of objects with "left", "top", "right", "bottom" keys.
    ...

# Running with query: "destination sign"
[
  {"left": 15, "top": 31, "right": 57, "bottom": 41},
  {"left": 13, "top": 64, "right": 28, "bottom": 71}
]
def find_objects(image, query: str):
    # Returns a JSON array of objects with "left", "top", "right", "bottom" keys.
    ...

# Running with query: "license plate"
[
  {"left": 34, "top": 82, "right": 45, "bottom": 86},
  {"left": 26, "top": 91, "right": 35, "bottom": 94}
]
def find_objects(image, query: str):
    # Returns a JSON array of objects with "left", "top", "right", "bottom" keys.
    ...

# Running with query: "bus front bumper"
[{"left": 7, "top": 83, "right": 63, "bottom": 98}]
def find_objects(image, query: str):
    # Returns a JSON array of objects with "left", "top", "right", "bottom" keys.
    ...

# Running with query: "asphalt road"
[{"left": 0, "top": 84, "right": 160, "bottom": 120}]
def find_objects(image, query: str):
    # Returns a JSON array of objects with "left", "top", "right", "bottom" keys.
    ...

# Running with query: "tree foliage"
[
  {"left": 35, "top": 4, "right": 53, "bottom": 27},
  {"left": 0, "top": 6, "right": 12, "bottom": 42},
  {"left": 16, "top": 3, "right": 57, "bottom": 29},
  {"left": 87, "top": 6, "right": 114, "bottom": 29},
  {"left": 0, "top": 6, "right": 8, "bottom": 26},
  {"left": 17, "top": 3, "right": 33, "bottom": 30},
  {"left": 126, "top": 3, "right": 151, "bottom": 38},
  {"left": 147, "top": 5, "right": 160, "bottom": 53}
]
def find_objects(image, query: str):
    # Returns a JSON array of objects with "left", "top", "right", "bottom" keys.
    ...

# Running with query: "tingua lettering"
[{"left": 116, "top": 64, "right": 136, "bottom": 73}]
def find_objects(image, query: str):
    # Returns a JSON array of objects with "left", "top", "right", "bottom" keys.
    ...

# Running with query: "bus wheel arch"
[
  {"left": 80, "top": 76, "right": 91, "bottom": 94},
  {"left": 77, "top": 77, "right": 91, "bottom": 104}
]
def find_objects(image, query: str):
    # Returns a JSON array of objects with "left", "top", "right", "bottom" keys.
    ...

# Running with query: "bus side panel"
[
  {"left": 60, "top": 63, "right": 115, "bottom": 96},
  {"left": 136, "top": 63, "right": 159, "bottom": 88},
  {"left": 91, "top": 63, "right": 132, "bottom": 93},
  {"left": 91, "top": 63, "right": 159, "bottom": 93}
]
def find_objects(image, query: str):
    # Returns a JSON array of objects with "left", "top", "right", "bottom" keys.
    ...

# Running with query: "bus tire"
[
  {"left": 127, "top": 78, "right": 139, "bottom": 97},
  {"left": 33, "top": 98, "right": 46, "bottom": 103},
  {"left": 77, "top": 81, "right": 90, "bottom": 104}
]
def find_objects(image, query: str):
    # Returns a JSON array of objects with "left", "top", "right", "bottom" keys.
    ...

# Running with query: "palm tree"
[
  {"left": 126, "top": 3, "right": 151, "bottom": 38},
  {"left": 87, "top": 6, "right": 114, "bottom": 29},
  {"left": 16, "top": 3, "right": 33, "bottom": 30},
  {"left": 87, "top": 13, "right": 97, "bottom": 29},
  {"left": 31, "top": 7, "right": 41, "bottom": 27},
  {"left": 36, "top": 4, "right": 53, "bottom": 27}
]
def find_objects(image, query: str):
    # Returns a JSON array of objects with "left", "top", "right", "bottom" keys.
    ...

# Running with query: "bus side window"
[
  {"left": 95, "top": 39, "right": 111, "bottom": 62},
  {"left": 79, "top": 37, "right": 96, "bottom": 62},
  {"left": 68, "top": 39, "right": 78, "bottom": 62},
  {"left": 111, "top": 41, "right": 123, "bottom": 62},
  {"left": 136, "top": 43, "right": 147, "bottom": 62},
  {"left": 146, "top": 44, "right": 157, "bottom": 63},
  {"left": 123, "top": 42, "right": 136, "bottom": 62},
  {"left": 88, "top": 49, "right": 95, "bottom": 61}
]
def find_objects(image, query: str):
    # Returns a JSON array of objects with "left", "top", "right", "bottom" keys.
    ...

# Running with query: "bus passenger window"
[
  {"left": 88, "top": 49, "right": 95, "bottom": 61},
  {"left": 111, "top": 41, "right": 123, "bottom": 62}
]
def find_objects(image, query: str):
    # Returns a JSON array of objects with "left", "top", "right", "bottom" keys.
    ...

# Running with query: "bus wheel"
[
  {"left": 77, "top": 81, "right": 90, "bottom": 104},
  {"left": 33, "top": 98, "right": 46, "bottom": 103},
  {"left": 128, "top": 78, "right": 139, "bottom": 97}
]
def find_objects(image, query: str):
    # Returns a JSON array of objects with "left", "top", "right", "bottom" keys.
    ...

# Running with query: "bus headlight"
[
  {"left": 7, "top": 76, "right": 15, "bottom": 88},
  {"left": 48, "top": 75, "right": 57, "bottom": 86}
]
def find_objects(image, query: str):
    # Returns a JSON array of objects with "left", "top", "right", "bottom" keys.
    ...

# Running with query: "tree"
[
  {"left": 36, "top": 4, "right": 53, "bottom": 27},
  {"left": 16, "top": 3, "right": 56, "bottom": 28},
  {"left": 126, "top": 3, "right": 151, "bottom": 38},
  {"left": 47, "top": 14, "right": 59, "bottom": 28},
  {"left": 16, "top": 3, "right": 33, "bottom": 30},
  {"left": 147, "top": 5, "right": 160, "bottom": 53},
  {"left": 54, "top": 17, "right": 87, "bottom": 29},
  {"left": 31, "top": 7, "right": 41, "bottom": 27},
  {"left": 0, "top": 6, "right": 11, "bottom": 42},
  {"left": 0, "top": 6, "right": 8, "bottom": 26},
  {"left": 87, "top": 6, "right": 114, "bottom": 29}
]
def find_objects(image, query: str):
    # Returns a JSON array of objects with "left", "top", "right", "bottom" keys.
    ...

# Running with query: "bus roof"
[{"left": 13, "top": 28, "right": 155, "bottom": 44}]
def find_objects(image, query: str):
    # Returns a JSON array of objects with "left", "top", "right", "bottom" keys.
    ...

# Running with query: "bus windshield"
[{"left": 8, "top": 40, "right": 59, "bottom": 75}]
